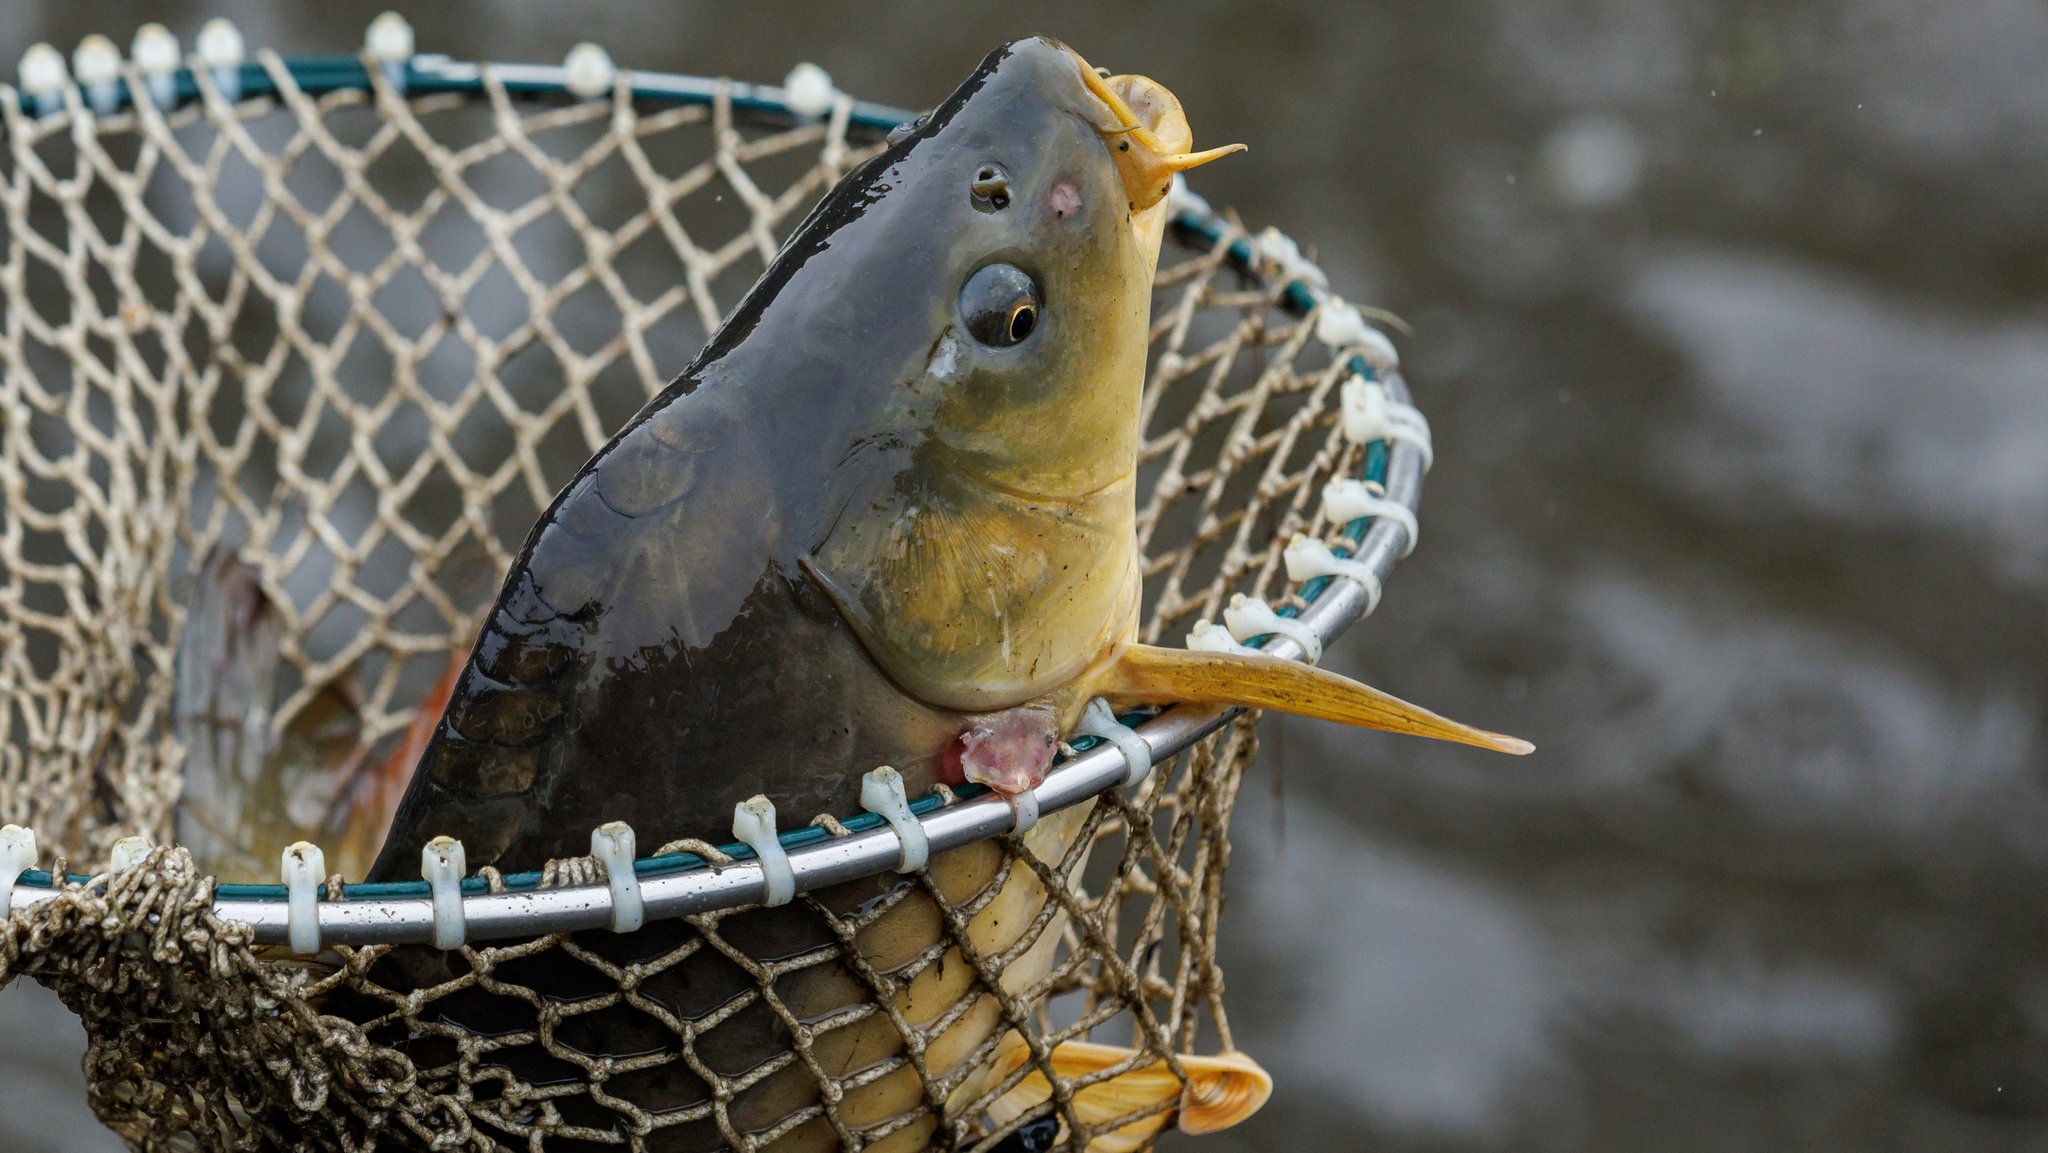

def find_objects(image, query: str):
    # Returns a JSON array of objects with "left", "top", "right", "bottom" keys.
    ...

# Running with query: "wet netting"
[{"left": 0, "top": 29, "right": 1421, "bottom": 1153}]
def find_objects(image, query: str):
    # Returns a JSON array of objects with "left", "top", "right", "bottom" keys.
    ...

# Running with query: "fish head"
[
  {"left": 807, "top": 37, "right": 1243, "bottom": 713},
  {"left": 910, "top": 37, "right": 1238, "bottom": 501},
  {"left": 812, "top": 40, "right": 1529, "bottom": 769}
]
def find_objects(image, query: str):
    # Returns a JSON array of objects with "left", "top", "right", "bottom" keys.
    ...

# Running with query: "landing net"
[{"left": 0, "top": 28, "right": 1422, "bottom": 1153}]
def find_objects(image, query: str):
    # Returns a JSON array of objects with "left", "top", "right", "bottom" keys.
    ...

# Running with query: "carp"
[{"left": 331, "top": 37, "right": 1525, "bottom": 1152}]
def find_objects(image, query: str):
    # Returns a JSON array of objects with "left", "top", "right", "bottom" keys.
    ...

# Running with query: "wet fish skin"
[
  {"left": 368, "top": 36, "right": 1164, "bottom": 879},
  {"left": 360, "top": 38, "right": 1185, "bottom": 1153}
]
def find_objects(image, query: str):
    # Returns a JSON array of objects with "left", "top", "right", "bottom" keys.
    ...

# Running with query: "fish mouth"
[{"left": 1065, "top": 46, "right": 1245, "bottom": 212}]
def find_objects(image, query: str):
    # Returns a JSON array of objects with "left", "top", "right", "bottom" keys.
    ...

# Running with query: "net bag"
[{"left": 0, "top": 19, "right": 1434, "bottom": 1153}]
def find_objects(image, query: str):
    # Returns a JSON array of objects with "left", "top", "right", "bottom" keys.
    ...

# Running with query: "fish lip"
[
  {"left": 1062, "top": 45, "right": 1176, "bottom": 151},
  {"left": 1059, "top": 45, "right": 1244, "bottom": 212}
]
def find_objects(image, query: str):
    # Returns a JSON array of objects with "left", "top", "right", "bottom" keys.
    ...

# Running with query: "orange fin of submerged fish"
[
  {"left": 326, "top": 649, "right": 464, "bottom": 880},
  {"left": 1092, "top": 643, "right": 1532, "bottom": 755},
  {"left": 984, "top": 1035, "right": 1272, "bottom": 1150}
]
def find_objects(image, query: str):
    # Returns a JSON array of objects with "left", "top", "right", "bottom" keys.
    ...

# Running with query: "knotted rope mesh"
[{"left": 0, "top": 52, "right": 1396, "bottom": 1152}]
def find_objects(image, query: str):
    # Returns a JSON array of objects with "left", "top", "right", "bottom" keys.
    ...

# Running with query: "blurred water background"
[{"left": 2, "top": 1, "right": 2044, "bottom": 1150}]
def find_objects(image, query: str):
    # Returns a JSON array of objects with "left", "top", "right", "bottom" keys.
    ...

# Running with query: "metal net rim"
[{"left": 0, "top": 43, "right": 1422, "bottom": 947}]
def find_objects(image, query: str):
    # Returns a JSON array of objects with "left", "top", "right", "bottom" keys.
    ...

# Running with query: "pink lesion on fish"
[
  {"left": 941, "top": 701, "right": 1060, "bottom": 796},
  {"left": 1049, "top": 181, "right": 1082, "bottom": 220}
]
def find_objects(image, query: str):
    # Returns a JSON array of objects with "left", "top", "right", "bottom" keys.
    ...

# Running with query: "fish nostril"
[{"left": 972, "top": 164, "right": 1011, "bottom": 209}]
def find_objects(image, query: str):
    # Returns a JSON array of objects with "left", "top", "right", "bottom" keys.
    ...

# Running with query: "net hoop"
[{"left": 0, "top": 36, "right": 1425, "bottom": 949}]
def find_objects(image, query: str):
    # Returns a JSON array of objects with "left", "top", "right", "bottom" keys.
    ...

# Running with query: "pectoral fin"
[{"left": 1093, "top": 643, "right": 1532, "bottom": 755}]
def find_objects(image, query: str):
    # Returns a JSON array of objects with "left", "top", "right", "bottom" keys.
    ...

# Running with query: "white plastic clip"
[
  {"left": 72, "top": 35, "right": 122, "bottom": 117},
  {"left": 1254, "top": 226, "right": 1330, "bottom": 293},
  {"left": 131, "top": 24, "right": 179, "bottom": 109},
  {"left": 1186, "top": 617, "right": 1260, "bottom": 656},
  {"left": 733, "top": 796, "right": 795, "bottom": 907},
  {"left": 1323, "top": 476, "right": 1420, "bottom": 556},
  {"left": 1283, "top": 533, "right": 1384, "bottom": 615},
  {"left": 1005, "top": 788, "right": 1040, "bottom": 836},
  {"left": 1167, "top": 172, "right": 1212, "bottom": 222},
  {"left": 1076, "top": 698, "right": 1153, "bottom": 788},
  {"left": 782, "top": 62, "right": 835, "bottom": 119},
  {"left": 1339, "top": 375, "right": 1433, "bottom": 469},
  {"left": 109, "top": 835, "right": 152, "bottom": 872},
  {"left": 281, "top": 841, "right": 325, "bottom": 955},
  {"left": 364, "top": 12, "right": 415, "bottom": 90},
  {"left": 18, "top": 44, "right": 68, "bottom": 118},
  {"left": 196, "top": 19, "right": 245, "bottom": 102},
  {"left": 563, "top": 43, "right": 616, "bottom": 100},
  {"left": 0, "top": 824, "right": 37, "bottom": 915},
  {"left": 422, "top": 835, "right": 466, "bottom": 950},
  {"left": 859, "top": 767, "right": 929, "bottom": 873},
  {"left": 1316, "top": 298, "right": 1400, "bottom": 370},
  {"left": 1222, "top": 593, "right": 1323, "bottom": 663},
  {"left": 591, "top": 821, "right": 643, "bottom": 933}
]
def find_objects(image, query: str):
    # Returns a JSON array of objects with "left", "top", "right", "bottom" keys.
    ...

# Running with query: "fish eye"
[
  {"left": 959, "top": 262, "right": 1041, "bottom": 348},
  {"left": 971, "top": 164, "right": 1011, "bottom": 210}
]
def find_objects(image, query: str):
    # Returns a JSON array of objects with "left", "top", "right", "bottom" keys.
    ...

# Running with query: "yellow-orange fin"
[
  {"left": 1095, "top": 643, "right": 1532, "bottom": 756},
  {"left": 986, "top": 1035, "right": 1272, "bottom": 1150}
]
